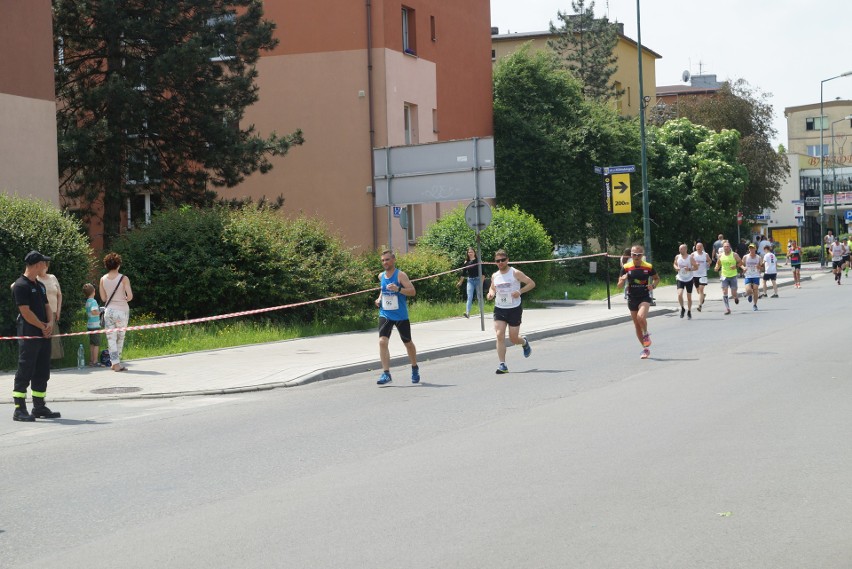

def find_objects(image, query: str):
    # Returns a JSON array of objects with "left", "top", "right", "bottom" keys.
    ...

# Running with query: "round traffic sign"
[{"left": 465, "top": 199, "right": 492, "bottom": 232}]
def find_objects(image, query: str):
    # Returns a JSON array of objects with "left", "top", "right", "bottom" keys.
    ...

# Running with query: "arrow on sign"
[{"left": 615, "top": 181, "right": 628, "bottom": 193}]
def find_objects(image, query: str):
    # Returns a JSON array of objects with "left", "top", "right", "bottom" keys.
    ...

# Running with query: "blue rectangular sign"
[
  {"left": 845, "top": 210, "right": 852, "bottom": 221},
  {"left": 604, "top": 165, "right": 636, "bottom": 175}
]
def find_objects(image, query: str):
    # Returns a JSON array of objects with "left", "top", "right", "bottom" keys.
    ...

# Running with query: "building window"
[
  {"left": 806, "top": 144, "right": 829, "bottom": 157},
  {"left": 207, "top": 13, "right": 237, "bottom": 62},
  {"left": 404, "top": 103, "right": 418, "bottom": 145},
  {"left": 491, "top": 49, "right": 496, "bottom": 61},
  {"left": 432, "top": 108, "right": 438, "bottom": 133},
  {"left": 402, "top": 6, "right": 416, "bottom": 55},
  {"left": 430, "top": 15, "right": 436, "bottom": 41},
  {"left": 806, "top": 116, "right": 827, "bottom": 131}
]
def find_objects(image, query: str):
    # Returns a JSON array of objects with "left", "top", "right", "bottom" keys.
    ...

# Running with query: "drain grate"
[{"left": 90, "top": 386, "right": 143, "bottom": 394}]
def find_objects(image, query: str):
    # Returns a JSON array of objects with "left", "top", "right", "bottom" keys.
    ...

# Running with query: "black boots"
[
  {"left": 12, "top": 398, "right": 35, "bottom": 422},
  {"left": 31, "top": 396, "right": 61, "bottom": 419}
]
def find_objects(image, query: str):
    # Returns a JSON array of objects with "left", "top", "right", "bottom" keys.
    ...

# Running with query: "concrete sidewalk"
[{"left": 0, "top": 265, "right": 824, "bottom": 402}]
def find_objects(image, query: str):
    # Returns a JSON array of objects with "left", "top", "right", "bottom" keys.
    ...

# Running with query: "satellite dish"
[{"left": 682, "top": 70, "right": 691, "bottom": 83}]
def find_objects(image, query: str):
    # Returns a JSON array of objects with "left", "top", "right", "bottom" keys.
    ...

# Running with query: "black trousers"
[{"left": 13, "top": 322, "right": 51, "bottom": 396}]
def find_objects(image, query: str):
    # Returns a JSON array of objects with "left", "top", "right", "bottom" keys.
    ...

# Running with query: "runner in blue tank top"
[{"left": 374, "top": 250, "right": 419, "bottom": 386}]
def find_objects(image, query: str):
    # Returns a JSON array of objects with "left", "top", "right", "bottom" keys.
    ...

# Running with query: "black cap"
[{"left": 24, "top": 250, "right": 51, "bottom": 265}]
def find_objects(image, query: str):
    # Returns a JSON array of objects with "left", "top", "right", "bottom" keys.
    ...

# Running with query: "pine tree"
[
  {"left": 54, "top": 0, "right": 304, "bottom": 246},
  {"left": 548, "top": 0, "right": 622, "bottom": 102}
]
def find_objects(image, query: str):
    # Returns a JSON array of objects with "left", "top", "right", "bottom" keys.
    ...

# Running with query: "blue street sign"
[
  {"left": 845, "top": 210, "right": 852, "bottom": 222},
  {"left": 393, "top": 206, "right": 402, "bottom": 218},
  {"left": 595, "top": 165, "right": 635, "bottom": 175}
]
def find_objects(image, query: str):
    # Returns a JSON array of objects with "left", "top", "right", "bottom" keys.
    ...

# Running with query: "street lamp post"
[
  {"left": 819, "top": 71, "right": 852, "bottom": 266},
  {"left": 830, "top": 114, "right": 852, "bottom": 233},
  {"left": 636, "top": 0, "right": 651, "bottom": 261}
]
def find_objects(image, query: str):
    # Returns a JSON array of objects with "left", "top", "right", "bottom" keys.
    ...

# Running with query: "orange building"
[
  {"left": 220, "top": 0, "right": 494, "bottom": 250},
  {"left": 0, "top": 0, "right": 59, "bottom": 205}
]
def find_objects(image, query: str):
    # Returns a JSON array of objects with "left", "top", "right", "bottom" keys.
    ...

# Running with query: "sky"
[{"left": 490, "top": 0, "right": 852, "bottom": 148}]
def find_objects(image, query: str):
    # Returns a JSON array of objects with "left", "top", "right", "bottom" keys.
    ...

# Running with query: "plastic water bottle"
[{"left": 77, "top": 344, "right": 85, "bottom": 369}]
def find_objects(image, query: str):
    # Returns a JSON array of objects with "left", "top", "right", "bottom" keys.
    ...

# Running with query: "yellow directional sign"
[{"left": 611, "top": 173, "right": 631, "bottom": 214}]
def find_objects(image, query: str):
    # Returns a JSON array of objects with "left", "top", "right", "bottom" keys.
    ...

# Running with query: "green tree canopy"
[
  {"left": 644, "top": 118, "right": 748, "bottom": 257},
  {"left": 493, "top": 46, "right": 638, "bottom": 250},
  {"left": 548, "top": 0, "right": 622, "bottom": 102},
  {"left": 673, "top": 79, "right": 789, "bottom": 215},
  {"left": 54, "top": 0, "right": 304, "bottom": 246}
]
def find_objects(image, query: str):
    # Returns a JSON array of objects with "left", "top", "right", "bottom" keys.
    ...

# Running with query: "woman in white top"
[
  {"left": 99, "top": 252, "right": 133, "bottom": 371},
  {"left": 37, "top": 261, "right": 64, "bottom": 359},
  {"left": 691, "top": 242, "right": 711, "bottom": 312}
]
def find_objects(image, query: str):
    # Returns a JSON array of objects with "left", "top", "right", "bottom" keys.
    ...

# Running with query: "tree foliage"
[
  {"left": 644, "top": 118, "right": 748, "bottom": 257},
  {"left": 54, "top": 0, "right": 304, "bottom": 246},
  {"left": 417, "top": 204, "right": 554, "bottom": 287},
  {"left": 492, "top": 46, "right": 638, "bottom": 250},
  {"left": 673, "top": 79, "right": 789, "bottom": 215},
  {"left": 548, "top": 0, "right": 622, "bottom": 102},
  {"left": 0, "top": 195, "right": 93, "bottom": 335}
]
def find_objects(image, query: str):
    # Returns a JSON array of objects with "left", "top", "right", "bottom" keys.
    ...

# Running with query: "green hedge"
[
  {"left": 417, "top": 204, "right": 553, "bottom": 286},
  {"left": 110, "top": 206, "right": 373, "bottom": 323},
  {"left": 359, "top": 247, "right": 457, "bottom": 304},
  {"left": 0, "top": 195, "right": 93, "bottom": 336}
]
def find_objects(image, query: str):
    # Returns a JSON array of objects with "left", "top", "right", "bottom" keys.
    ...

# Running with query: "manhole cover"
[{"left": 90, "top": 387, "right": 143, "bottom": 394}]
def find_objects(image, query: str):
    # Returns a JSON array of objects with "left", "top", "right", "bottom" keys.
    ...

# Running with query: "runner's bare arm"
[
  {"left": 396, "top": 271, "right": 416, "bottom": 297},
  {"left": 514, "top": 270, "right": 535, "bottom": 297}
]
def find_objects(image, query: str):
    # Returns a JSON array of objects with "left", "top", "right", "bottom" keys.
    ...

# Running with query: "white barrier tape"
[{"left": 1, "top": 253, "right": 608, "bottom": 341}]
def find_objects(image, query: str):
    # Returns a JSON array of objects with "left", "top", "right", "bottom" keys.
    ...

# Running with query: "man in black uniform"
[{"left": 11, "top": 250, "right": 60, "bottom": 422}]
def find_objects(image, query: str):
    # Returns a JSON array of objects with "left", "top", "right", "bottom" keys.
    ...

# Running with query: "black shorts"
[
  {"left": 378, "top": 317, "right": 412, "bottom": 343},
  {"left": 494, "top": 305, "right": 523, "bottom": 327},
  {"left": 762, "top": 273, "right": 777, "bottom": 281},
  {"left": 692, "top": 276, "right": 708, "bottom": 288},
  {"left": 627, "top": 295, "right": 652, "bottom": 312},
  {"left": 791, "top": 263, "right": 801, "bottom": 270},
  {"left": 833, "top": 261, "right": 843, "bottom": 270},
  {"left": 87, "top": 328, "right": 102, "bottom": 346},
  {"left": 676, "top": 279, "right": 694, "bottom": 293}
]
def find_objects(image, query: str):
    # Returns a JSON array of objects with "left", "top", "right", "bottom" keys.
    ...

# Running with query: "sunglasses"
[
  {"left": 631, "top": 253, "right": 643, "bottom": 257},
  {"left": 495, "top": 258, "right": 508, "bottom": 263}
]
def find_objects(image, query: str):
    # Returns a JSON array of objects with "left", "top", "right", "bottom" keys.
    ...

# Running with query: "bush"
[
  {"left": 110, "top": 205, "right": 374, "bottom": 323},
  {"left": 418, "top": 204, "right": 553, "bottom": 286},
  {"left": 802, "top": 246, "right": 821, "bottom": 262},
  {"left": 0, "top": 195, "right": 93, "bottom": 337},
  {"left": 359, "top": 247, "right": 457, "bottom": 304}
]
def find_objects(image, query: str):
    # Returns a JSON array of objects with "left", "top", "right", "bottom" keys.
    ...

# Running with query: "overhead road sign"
[{"left": 373, "top": 137, "right": 495, "bottom": 206}]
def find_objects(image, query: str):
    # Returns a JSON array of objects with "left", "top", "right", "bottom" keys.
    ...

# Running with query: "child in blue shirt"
[{"left": 83, "top": 283, "right": 103, "bottom": 366}]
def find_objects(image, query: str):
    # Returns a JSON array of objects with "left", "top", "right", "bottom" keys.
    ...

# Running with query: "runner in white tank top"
[
  {"left": 672, "top": 244, "right": 698, "bottom": 319},
  {"left": 760, "top": 245, "right": 779, "bottom": 298},
  {"left": 691, "top": 242, "right": 710, "bottom": 312}
]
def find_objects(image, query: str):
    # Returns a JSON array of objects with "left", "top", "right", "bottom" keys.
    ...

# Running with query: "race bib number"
[
  {"left": 382, "top": 293, "right": 399, "bottom": 311},
  {"left": 495, "top": 292, "right": 513, "bottom": 308},
  {"left": 679, "top": 267, "right": 690, "bottom": 277}
]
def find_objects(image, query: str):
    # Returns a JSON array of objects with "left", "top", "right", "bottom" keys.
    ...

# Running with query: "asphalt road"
[{"left": 2, "top": 275, "right": 851, "bottom": 568}]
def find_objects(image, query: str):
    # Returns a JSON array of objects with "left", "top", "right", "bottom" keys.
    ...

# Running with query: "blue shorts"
[{"left": 745, "top": 277, "right": 760, "bottom": 286}]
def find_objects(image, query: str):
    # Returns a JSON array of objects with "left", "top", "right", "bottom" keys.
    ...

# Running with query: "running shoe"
[
  {"left": 495, "top": 363, "right": 509, "bottom": 374},
  {"left": 771, "top": 294, "right": 778, "bottom": 298},
  {"left": 753, "top": 305, "right": 758, "bottom": 311},
  {"left": 687, "top": 310, "right": 692, "bottom": 320},
  {"left": 734, "top": 295, "right": 739, "bottom": 304},
  {"left": 522, "top": 338, "right": 532, "bottom": 358},
  {"left": 377, "top": 371, "right": 392, "bottom": 385},
  {"left": 696, "top": 304, "right": 702, "bottom": 312},
  {"left": 747, "top": 294, "right": 752, "bottom": 303},
  {"left": 411, "top": 366, "right": 420, "bottom": 384},
  {"left": 642, "top": 333, "right": 651, "bottom": 347},
  {"left": 680, "top": 307, "right": 685, "bottom": 318},
  {"left": 758, "top": 293, "right": 766, "bottom": 299},
  {"left": 463, "top": 312, "right": 470, "bottom": 319},
  {"left": 724, "top": 308, "right": 731, "bottom": 315},
  {"left": 640, "top": 348, "right": 650, "bottom": 359}
]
